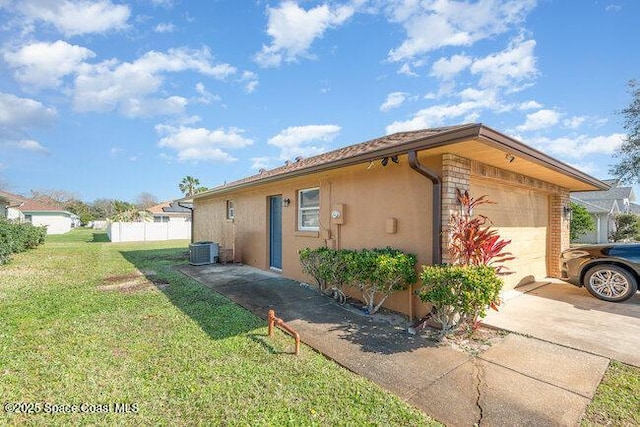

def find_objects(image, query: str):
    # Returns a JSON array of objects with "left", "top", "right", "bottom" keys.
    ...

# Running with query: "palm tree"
[{"left": 179, "top": 176, "right": 200, "bottom": 197}]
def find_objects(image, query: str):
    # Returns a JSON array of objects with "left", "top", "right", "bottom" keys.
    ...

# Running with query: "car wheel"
[{"left": 584, "top": 265, "right": 638, "bottom": 302}]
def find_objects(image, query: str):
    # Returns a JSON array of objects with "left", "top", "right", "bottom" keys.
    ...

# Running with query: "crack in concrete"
[{"left": 473, "top": 358, "right": 485, "bottom": 426}]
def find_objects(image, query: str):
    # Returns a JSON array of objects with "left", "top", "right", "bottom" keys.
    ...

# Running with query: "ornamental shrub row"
[
  {"left": 299, "top": 247, "right": 417, "bottom": 314},
  {"left": 0, "top": 219, "right": 47, "bottom": 265}
]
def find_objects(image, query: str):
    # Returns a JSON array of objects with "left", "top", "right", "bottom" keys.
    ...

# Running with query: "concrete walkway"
[
  {"left": 177, "top": 264, "right": 610, "bottom": 426},
  {"left": 484, "top": 279, "right": 640, "bottom": 367}
]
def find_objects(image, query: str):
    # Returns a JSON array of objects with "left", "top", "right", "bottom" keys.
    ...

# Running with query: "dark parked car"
[{"left": 560, "top": 243, "right": 640, "bottom": 302}]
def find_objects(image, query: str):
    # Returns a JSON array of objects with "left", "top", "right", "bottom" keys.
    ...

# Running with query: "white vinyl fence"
[{"left": 107, "top": 221, "right": 191, "bottom": 242}]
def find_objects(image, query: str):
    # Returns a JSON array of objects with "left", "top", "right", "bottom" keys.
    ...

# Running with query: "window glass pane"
[
  {"left": 301, "top": 210, "right": 319, "bottom": 228},
  {"left": 300, "top": 189, "right": 319, "bottom": 208}
]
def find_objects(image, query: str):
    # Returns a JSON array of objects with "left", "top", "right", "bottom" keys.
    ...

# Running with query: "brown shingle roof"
[
  {"left": 18, "top": 198, "right": 66, "bottom": 212},
  {"left": 195, "top": 124, "right": 474, "bottom": 198},
  {"left": 0, "top": 190, "right": 26, "bottom": 205}
]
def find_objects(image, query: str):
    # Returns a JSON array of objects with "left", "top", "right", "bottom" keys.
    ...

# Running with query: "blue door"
[{"left": 269, "top": 196, "right": 283, "bottom": 270}]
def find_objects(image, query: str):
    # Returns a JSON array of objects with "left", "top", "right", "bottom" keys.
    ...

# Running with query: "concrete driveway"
[{"left": 483, "top": 279, "right": 640, "bottom": 367}]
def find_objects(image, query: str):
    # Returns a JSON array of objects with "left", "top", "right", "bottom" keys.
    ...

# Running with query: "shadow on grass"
[
  {"left": 118, "top": 247, "right": 263, "bottom": 341},
  {"left": 92, "top": 232, "right": 110, "bottom": 243},
  {"left": 117, "top": 247, "right": 437, "bottom": 354}
]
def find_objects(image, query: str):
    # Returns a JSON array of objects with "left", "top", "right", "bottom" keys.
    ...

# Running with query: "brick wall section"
[
  {"left": 441, "top": 154, "right": 471, "bottom": 264},
  {"left": 440, "top": 154, "right": 571, "bottom": 277},
  {"left": 549, "top": 191, "right": 571, "bottom": 277}
]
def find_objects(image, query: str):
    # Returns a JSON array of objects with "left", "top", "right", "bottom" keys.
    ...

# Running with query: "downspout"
[
  {"left": 408, "top": 151, "right": 442, "bottom": 265},
  {"left": 178, "top": 202, "right": 194, "bottom": 243},
  {"left": 407, "top": 150, "right": 442, "bottom": 325}
]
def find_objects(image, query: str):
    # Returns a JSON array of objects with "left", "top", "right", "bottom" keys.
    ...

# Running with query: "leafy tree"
[
  {"left": 179, "top": 176, "right": 200, "bottom": 197},
  {"left": 91, "top": 198, "right": 117, "bottom": 220},
  {"left": 30, "top": 189, "right": 78, "bottom": 206},
  {"left": 135, "top": 192, "right": 158, "bottom": 209},
  {"left": 569, "top": 202, "right": 595, "bottom": 241},
  {"left": 610, "top": 213, "right": 640, "bottom": 242},
  {"left": 65, "top": 199, "right": 94, "bottom": 224},
  {"left": 611, "top": 79, "right": 640, "bottom": 183},
  {"left": 179, "top": 176, "right": 208, "bottom": 197}
]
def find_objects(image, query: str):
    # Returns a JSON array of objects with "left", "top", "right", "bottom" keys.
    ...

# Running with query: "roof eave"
[
  {"left": 192, "top": 124, "right": 484, "bottom": 200},
  {"left": 477, "top": 125, "right": 609, "bottom": 191}
]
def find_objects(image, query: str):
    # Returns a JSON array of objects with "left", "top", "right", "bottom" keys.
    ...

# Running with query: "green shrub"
[
  {"left": 0, "top": 219, "right": 47, "bottom": 264},
  {"left": 299, "top": 246, "right": 417, "bottom": 314},
  {"left": 418, "top": 264, "right": 503, "bottom": 337}
]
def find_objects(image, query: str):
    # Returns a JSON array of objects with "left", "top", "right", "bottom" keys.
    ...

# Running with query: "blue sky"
[{"left": 0, "top": 0, "right": 638, "bottom": 202}]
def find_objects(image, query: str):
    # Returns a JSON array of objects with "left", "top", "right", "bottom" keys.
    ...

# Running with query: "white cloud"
[
  {"left": 251, "top": 156, "right": 273, "bottom": 170},
  {"left": 380, "top": 92, "right": 409, "bottom": 111},
  {"left": 254, "top": 1, "right": 354, "bottom": 67},
  {"left": 16, "top": 0, "right": 130, "bottom": 36},
  {"left": 156, "top": 124, "right": 253, "bottom": 162},
  {"left": 518, "top": 100, "right": 542, "bottom": 110},
  {"left": 4, "top": 40, "right": 95, "bottom": 89},
  {"left": 73, "top": 47, "right": 236, "bottom": 117},
  {"left": 268, "top": 124, "right": 341, "bottom": 160},
  {"left": 0, "top": 92, "right": 56, "bottom": 128},
  {"left": 14, "top": 139, "right": 49, "bottom": 153},
  {"left": 386, "top": 0, "right": 537, "bottom": 62},
  {"left": 397, "top": 63, "right": 418, "bottom": 76},
  {"left": 528, "top": 133, "right": 624, "bottom": 159},
  {"left": 431, "top": 54, "right": 472, "bottom": 80},
  {"left": 605, "top": 4, "right": 621, "bottom": 12},
  {"left": 563, "top": 116, "right": 586, "bottom": 129},
  {"left": 470, "top": 37, "right": 537, "bottom": 89},
  {"left": 386, "top": 101, "right": 481, "bottom": 134},
  {"left": 0, "top": 92, "right": 55, "bottom": 153},
  {"left": 154, "top": 22, "right": 175, "bottom": 33},
  {"left": 516, "top": 109, "right": 560, "bottom": 131},
  {"left": 194, "top": 83, "right": 220, "bottom": 104},
  {"left": 240, "top": 71, "right": 259, "bottom": 93}
]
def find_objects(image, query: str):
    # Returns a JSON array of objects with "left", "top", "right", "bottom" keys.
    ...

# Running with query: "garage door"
[{"left": 470, "top": 179, "right": 548, "bottom": 290}]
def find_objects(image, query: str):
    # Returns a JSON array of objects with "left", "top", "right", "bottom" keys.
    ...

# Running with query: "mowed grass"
[
  {"left": 582, "top": 360, "right": 640, "bottom": 426},
  {"left": 1, "top": 229, "right": 438, "bottom": 426}
]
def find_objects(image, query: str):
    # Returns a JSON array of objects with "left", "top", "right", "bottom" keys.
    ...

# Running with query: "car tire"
[{"left": 584, "top": 265, "right": 638, "bottom": 302}]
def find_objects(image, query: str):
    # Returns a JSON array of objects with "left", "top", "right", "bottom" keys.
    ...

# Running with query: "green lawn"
[{"left": 0, "top": 229, "right": 438, "bottom": 426}]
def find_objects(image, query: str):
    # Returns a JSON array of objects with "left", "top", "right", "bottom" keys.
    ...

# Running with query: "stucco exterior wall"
[
  {"left": 193, "top": 151, "right": 573, "bottom": 317},
  {"left": 194, "top": 154, "right": 442, "bottom": 318}
]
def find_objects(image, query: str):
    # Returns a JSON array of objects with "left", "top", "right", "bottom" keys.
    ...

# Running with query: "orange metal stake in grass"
[{"left": 268, "top": 309, "right": 300, "bottom": 356}]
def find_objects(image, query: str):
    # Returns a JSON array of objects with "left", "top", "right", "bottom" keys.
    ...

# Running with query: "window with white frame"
[
  {"left": 298, "top": 188, "right": 319, "bottom": 231},
  {"left": 226, "top": 200, "right": 235, "bottom": 219}
]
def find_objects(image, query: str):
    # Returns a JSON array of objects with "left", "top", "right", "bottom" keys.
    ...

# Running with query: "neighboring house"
[
  {"left": 183, "top": 123, "right": 607, "bottom": 318},
  {"left": 572, "top": 179, "right": 637, "bottom": 243},
  {"left": 146, "top": 201, "right": 192, "bottom": 223},
  {"left": 0, "top": 190, "right": 26, "bottom": 222},
  {"left": 18, "top": 199, "right": 77, "bottom": 234},
  {"left": 570, "top": 196, "right": 618, "bottom": 244}
]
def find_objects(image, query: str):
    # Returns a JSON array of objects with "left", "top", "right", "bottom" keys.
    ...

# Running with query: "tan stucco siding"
[
  {"left": 193, "top": 156, "right": 439, "bottom": 318},
  {"left": 470, "top": 179, "right": 549, "bottom": 289}
]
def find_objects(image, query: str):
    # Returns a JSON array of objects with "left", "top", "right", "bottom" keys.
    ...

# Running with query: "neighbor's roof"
[
  {"left": 147, "top": 201, "right": 192, "bottom": 214},
  {"left": 182, "top": 123, "right": 608, "bottom": 201},
  {"left": 0, "top": 190, "right": 26, "bottom": 205},
  {"left": 573, "top": 185, "right": 634, "bottom": 202},
  {"left": 18, "top": 198, "right": 67, "bottom": 213},
  {"left": 571, "top": 196, "right": 617, "bottom": 214}
]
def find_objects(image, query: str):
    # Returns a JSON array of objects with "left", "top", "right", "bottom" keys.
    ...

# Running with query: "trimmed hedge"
[
  {"left": 0, "top": 219, "right": 47, "bottom": 265},
  {"left": 299, "top": 247, "right": 417, "bottom": 314}
]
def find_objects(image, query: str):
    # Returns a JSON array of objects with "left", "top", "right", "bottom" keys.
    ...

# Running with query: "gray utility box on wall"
[{"left": 189, "top": 242, "right": 219, "bottom": 265}]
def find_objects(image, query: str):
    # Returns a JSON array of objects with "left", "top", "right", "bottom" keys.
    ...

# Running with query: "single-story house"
[
  {"left": 183, "top": 123, "right": 607, "bottom": 319},
  {"left": 18, "top": 199, "right": 78, "bottom": 234},
  {"left": 146, "top": 201, "right": 192, "bottom": 223},
  {"left": 572, "top": 178, "right": 638, "bottom": 243}
]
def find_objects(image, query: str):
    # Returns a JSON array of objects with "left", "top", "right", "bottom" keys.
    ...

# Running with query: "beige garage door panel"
[{"left": 470, "top": 180, "right": 548, "bottom": 289}]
